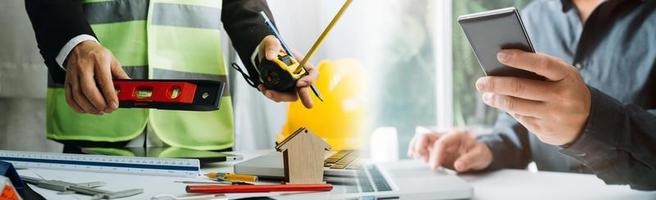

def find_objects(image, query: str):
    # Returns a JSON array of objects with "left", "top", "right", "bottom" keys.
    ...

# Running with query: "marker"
[{"left": 186, "top": 184, "right": 333, "bottom": 194}]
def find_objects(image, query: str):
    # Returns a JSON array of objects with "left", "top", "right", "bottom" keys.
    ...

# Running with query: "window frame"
[{"left": 432, "top": 0, "right": 454, "bottom": 129}]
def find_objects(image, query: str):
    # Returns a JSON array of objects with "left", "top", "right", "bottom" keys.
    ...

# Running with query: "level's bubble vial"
[
  {"left": 170, "top": 87, "right": 181, "bottom": 99},
  {"left": 136, "top": 87, "right": 153, "bottom": 99}
]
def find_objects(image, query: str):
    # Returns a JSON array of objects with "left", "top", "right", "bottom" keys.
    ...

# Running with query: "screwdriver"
[{"left": 205, "top": 172, "right": 258, "bottom": 183}]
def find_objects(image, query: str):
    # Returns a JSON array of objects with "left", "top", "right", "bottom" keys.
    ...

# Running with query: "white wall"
[
  {"left": 0, "top": 0, "right": 62, "bottom": 152},
  {"left": 267, "top": 0, "right": 373, "bottom": 68}
]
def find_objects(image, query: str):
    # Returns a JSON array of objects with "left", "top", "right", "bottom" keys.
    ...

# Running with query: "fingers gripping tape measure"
[
  {"left": 254, "top": 12, "right": 312, "bottom": 94},
  {"left": 114, "top": 79, "right": 225, "bottom": 111},
  {"left": 258, "top": 51, "right": 305, "bottom": 92},
  {"left": 232, "top": 0, "right": 352, "bottom": 102}
]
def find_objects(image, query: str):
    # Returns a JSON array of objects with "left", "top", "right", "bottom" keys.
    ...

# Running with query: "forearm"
[
  {"left": 221, "top": 0, "right": 275, "bottom": 87},
  {"left": 25, "top": 0, "right": 95, "bottom": 83},
  {"left": 477, "top": 113, "right": 533, "bottom": 170},
  {"left": 559, "top": 87, "right": 656, "bottom": 190}
]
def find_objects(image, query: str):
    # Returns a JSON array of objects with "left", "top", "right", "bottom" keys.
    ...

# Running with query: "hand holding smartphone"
[{"left": 458, "top": 7, "right": 545, "bottom": 80}]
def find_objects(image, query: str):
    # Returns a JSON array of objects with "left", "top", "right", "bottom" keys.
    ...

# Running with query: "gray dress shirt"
[{"left": 477, "top": 0, "right": 656, "bottom": 190}]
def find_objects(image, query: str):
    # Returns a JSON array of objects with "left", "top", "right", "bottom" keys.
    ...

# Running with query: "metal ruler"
[{"left": 0, "top": 150, "right": 200, "bottom": 178}]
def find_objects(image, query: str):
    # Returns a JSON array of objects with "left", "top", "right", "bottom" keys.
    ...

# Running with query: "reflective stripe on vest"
[{"left": 46, "top": 0, "right": 234, "bottom": 150}]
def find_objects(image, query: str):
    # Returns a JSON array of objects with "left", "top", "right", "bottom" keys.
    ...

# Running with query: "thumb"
[
  {"left": 111, "top": 59, "right": 130, "bottom": 80},
  {"left": 263, "top": 36, "right": 282, "bottom": 60}
]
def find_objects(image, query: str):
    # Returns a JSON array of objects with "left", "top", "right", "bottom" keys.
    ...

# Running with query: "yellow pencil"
[{"left": 298, "top": 0, "right": 353, "bottom": 68}]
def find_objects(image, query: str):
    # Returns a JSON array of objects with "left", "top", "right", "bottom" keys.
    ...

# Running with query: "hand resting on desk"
[{"left": 407, "top": 129, "right": 493, "bottom": 173}]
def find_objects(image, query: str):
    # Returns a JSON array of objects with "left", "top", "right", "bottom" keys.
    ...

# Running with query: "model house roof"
[{"left": 275, "top": 128, "right": 331, "bottom": 151}]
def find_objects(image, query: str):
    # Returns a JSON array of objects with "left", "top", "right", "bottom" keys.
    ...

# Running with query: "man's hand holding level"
[{"left": 65, "top": 41, "right": 130, "bottom": 115}]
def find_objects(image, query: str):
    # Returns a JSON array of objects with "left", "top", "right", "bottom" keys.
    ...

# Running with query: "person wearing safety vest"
[{"left": 25, "top": 0, "right": 318, "bottom": 153}]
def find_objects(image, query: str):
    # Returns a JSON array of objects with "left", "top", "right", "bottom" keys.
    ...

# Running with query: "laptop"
[
  {"left": 235, "top": 150, "right": 360, "bottom": 179},
  {"left": 234, "top": 151, "right": 473, "bottom": 199}
]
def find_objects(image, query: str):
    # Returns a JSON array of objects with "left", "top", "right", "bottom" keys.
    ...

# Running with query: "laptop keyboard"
[
  {"left": 324, "top": 150, "right": 359, "bottom": 169},
  {"left": 366, "top": 165, "right": 392, "bottom": 192},
  {"left": 324, "top": 151, "right": 392, "bottom": 193},
  {"left": 356, "top": 168, "right": 375, "bottom": 192},
  {"left": 352, "top": 165, "right": 392, "bottom": 193}
]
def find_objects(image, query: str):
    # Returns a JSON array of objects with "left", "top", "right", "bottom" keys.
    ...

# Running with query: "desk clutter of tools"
[{"left": 0, "top": 128, "right": 357, "bottom": 200}]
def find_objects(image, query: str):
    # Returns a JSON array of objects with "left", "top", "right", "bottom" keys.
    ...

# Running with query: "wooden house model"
[{"left": 275, "top": 128, "right": 331, "bottom": 184}]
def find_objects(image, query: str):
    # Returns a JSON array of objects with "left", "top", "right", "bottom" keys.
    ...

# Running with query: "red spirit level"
[{"left": 113, "top": 80, "right": 225, "bottom": 111}]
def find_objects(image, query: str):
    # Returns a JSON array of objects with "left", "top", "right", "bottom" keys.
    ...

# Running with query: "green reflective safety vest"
[{"left": 46, "top": 0, "right": 234, "bottom": 151}]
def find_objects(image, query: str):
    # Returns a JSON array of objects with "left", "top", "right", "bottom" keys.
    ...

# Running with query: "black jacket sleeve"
[
  {"left": 477, "top": 113, "right": 533, "bottom": 170},
  {"left": 24, "top": 0, "right": 96, "bottom": 84},
  {"left": 479, "top": 87, "right": 656, "bottom": 190},
  {"left": 222, "top": 0, "right": 275, "bottom": 87},
  {"left": 559, "top": 87, "right": 656, "bottom": 191},
  {"left": 26, "top": 0, "right": 274, "bottom": 86}
]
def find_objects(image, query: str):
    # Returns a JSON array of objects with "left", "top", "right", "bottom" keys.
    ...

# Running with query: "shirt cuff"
[
  {"left": 250, "top": 40, "right": 265, "bottom": 76},
  {"left": 55, "top": 34, "right": 98, "bottom": 70},
  {"left": 558, "top": 87, "right": 622, "bottom": 174},
  {"left": 476, "top": 134, "right": 508, "bottom": 171}
]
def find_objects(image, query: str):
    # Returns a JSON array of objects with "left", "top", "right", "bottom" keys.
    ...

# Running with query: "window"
[
  {"left": 366, "top": 0, "right": 535, "bottom": 158},
  {"left": 270, "top": 0, "right": 534, "bottom": 157},
  {"left": 367, "top": 0, "right": 438, "bottom": 156}
]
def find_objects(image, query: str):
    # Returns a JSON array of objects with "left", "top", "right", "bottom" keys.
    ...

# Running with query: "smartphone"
[{"left": 458, "top": 7, "right": 545, "bottom": 80}]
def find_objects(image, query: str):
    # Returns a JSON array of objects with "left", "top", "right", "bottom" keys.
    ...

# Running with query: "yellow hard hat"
[{"left": 278, "top": 59, "right": 368, "bottom": 150}]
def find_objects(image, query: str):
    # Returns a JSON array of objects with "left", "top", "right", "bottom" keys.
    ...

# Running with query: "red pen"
[{"left": 186, "top": 184, "right": 333, "bottom": 193}]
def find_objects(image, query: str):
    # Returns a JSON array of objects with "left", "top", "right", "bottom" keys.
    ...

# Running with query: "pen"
[{"left": 186, "top": 184, "right": 333, "bottom": 194}]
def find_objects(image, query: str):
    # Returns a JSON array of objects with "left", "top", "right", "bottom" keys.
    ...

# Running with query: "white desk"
[
  {"left": 17, "top": 150, "right": 656, "bottom": 200},
  {"left": 461, "top": 170, "right": 656, "bottom": 200}
]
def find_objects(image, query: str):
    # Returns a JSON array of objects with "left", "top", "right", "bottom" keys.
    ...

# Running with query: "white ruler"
[{"left": 0, "top": 150, "right": 200, "bottom": 178}]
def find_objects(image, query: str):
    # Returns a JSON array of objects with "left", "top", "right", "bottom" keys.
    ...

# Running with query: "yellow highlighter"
[{"left": 206, "top": 172, "right": 258, "bottom": 183}]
